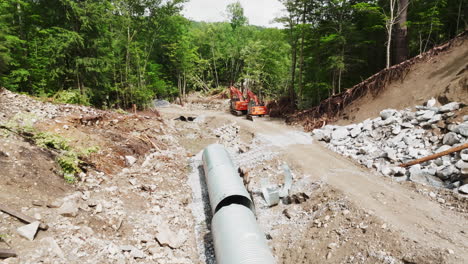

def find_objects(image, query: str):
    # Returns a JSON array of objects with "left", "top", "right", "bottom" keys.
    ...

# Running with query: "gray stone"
[
  {"left": 17, "top": 221, "right": 40, "bottom": 241},
  {"left": 392, "top": 125, "right": 401, "bottom": 135},
  {"left": 362, "top": 119, "right": 373, "bottom": 131},
  {"left": 41, "top": 237, "right": 64, "bottom": 258},
  {"left": 401, "top": 122, "right": 414, "bottom": 128},
  {"left": 428, "top": 114, "right": 442, "bottom": 123},
  {"left": 459, "top": 184, "right": 468, "bottom": 194},
  {"left": 47, "top": 199, "right": 63, "bottom": 208},
  {"left": 461, "top": 149, "right": 468, "bottom": 161},
  {"left": 439, "top": 102, "right": 460, "bottom": 113},
  {"left": 385, "top": 148, "right": 397, "bottom": 161},
  {"left": 436, "top": 165, "right": 457, "bottom": 180},
  {"left": 393, "top": 175, "right": 408, "bottom": 182},
  {"left": 331, "top": 127, "right": 349, "bottom": 141},
  {"left": 155, "top": 223, "right": 187, "bottom": 249},
  {"left": 426, "top": 98, "right": 437, "bottom": 108},
  {"left": 436, "top": 145, "right": 451, "bottom": 153},
  {"left": 262, "top": 186, "right": 280, "bottom": 206},
  {"left": 409, "top": 166, "right": 444, "bottom": 187},
  {"left": 380, "top": 109, "right": 397, "bottom": 120},
  {"left": 313, "top": 129, "right": 331, "bottom": 142},
  {"left": 423, "top": 168, "right": 436, "bottom": 176},
  {"left": 457, "top": 122, "right": 468, "bottom": 137},
  {"left": 447, "top": 124, "right": 459, "bottom": 133},
  {"left": 434, "top": 158, "right": 444, "bottom": 166},
  {"left": 58, "top": 200, "right": 78, "bottom": 217},
  {"left": 463, "top": 115, "right": 468, "bottom": 122},
  {"left": 416, "top": 110, "right": 435, "bottom": 121},
  {"left": 455, "top": 160, "right": 468, "bottom": 170},
  {"left": 380, "top": 116, "right": 398, "bottom": 126},
  {"left": 393, "top": 167, "right": 406, "bottom": 176},
  {"left": 442, "top": 132, "right": 459, "bottom": 146},
  {"left": 350, "top": 126, "right": 361, "bottom": 138},
  {"left": 462, "top": 167, "right": 468, "bottom": 176},
  {"left": 131, "top": 248, "right": 146, "bottom": 259},
  {"left": 125, "top": 155, "right": 137, "bottom": 166},
  {"left": 381, "top": 166, "right": 393, "bottom": 176},
  {"left": 408, "top": 148, "right": 419, "bottom": 158}
]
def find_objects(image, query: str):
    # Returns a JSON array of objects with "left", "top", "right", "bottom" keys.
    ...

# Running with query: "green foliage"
[
  {"left": 54, "top": 89, "right": 90, "bottom": 105},
  {"left": 34, "top": 132, "right": 70, "bottom": 151},
  {"left": 81, "top": 146, "right": 100, "bottom": 156},
  {"left": 0, "top": 0, "right": 463, "bottom": 110},
  {"left": 57, "top": 152, "right": 80, "bottom": 180}
]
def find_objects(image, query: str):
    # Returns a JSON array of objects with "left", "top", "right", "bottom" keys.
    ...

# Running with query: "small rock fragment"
[
  {"left": 125, "top": 155, "right": 137, "bottom": 166},
  {"left": 58, "top": 200, "right": 79, "bottom": 217},
  {"left": 17, "top": 221, "right": 40, "bottom": 241},
  {"left": 459, "top": 184, "right": 468, "bottom": 194}
]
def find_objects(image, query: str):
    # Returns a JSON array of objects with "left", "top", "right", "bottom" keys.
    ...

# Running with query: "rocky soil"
[
  {"left": 1, "top": 89, "right": 467, "bottom": 263},
  {"left": 312, "top": 99, "right": 468, "bottom": 196},
  {"left": 0, "top": 88, "right": 198, "bottom": 263}
]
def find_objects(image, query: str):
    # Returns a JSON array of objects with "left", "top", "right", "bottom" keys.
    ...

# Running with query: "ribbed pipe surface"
[
  {"left": 202, "top": 144, "right": 275, "bottom": 264},
  {"left": 212, "top": 204, "right": 275, "bottom": 264},
  {"left": 202, "top": 144, "right": 253, "bottom": 213}
]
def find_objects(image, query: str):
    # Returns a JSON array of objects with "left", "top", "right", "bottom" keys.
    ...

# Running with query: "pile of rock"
[
  {"left": 213, "top": 123, "right": 241, "bottom": 148},
  {"left": 312, "top": 99, "right": 468, "bottom": 194}
]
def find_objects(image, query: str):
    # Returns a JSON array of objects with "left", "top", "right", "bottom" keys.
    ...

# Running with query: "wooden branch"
[
  {"left": 399, "top": 143, "right": 468, "bottom": 168},
  {"left": 0, "top": 248, "right": 16, "bottom": 259},
  {"left": 0, "top": 204, "right": 48, "bottom": 230}
]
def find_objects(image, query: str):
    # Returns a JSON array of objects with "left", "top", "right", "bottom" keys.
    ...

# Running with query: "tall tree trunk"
[
  {"left": 211, "top": 45, "right": 219, "bottom": 87},
  {"left": 456, "top": 0, "right": 462, "bottom": 34},
  {"left": 290, "top": 41, "right": 297, "bottom": 104},
  {"left": 386, "top": 0, "right": 397, "bottom": 69},
  {"left": 297, "top": 1, "right": 306, "bottom": 102},
  {"left": 394, "top": 0, "right": 409, "bottom": 64},
  {"left": 183, "top": 71, "right": 187, "bottom": 99}
]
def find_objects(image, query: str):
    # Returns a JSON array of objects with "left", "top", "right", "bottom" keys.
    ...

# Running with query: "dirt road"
[{"left": 162, "top": 105, "right": 468, "bottom": 263}]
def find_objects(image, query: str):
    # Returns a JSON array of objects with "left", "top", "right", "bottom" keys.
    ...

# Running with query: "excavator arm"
[
  {"left": 246, "top": 90, "right": 260, "bottom": 106},
  {"left": 229, "top": 86, "right": 248, "bottom": 115},
  {"left": 230, "top": 86, "right": 245, "bottom": 101}
]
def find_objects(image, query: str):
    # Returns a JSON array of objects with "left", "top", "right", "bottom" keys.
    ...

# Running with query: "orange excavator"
[
  {"left": 229, "top": 86, "right": 267, "bottom": 119},
  {"left": 246, "top": 89, "right": 267, "bottom": 120},
  {"left": 229, "top": 86, "right": 248, "bottom": 116}
]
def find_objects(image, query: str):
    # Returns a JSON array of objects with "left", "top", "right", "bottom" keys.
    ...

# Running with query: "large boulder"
[
  {"left": 439, "top": 102, "right": 460, "bottom": 113},
  {"left": 331, "top": 127, "right": 349, "bottom": 141},
  {"left": 457, "top": 122, "right": 468, "bottom": 137},
  {"left": 442, "top": 132, "right": 459, "bottom": 146},
  {"left": 380, "top": 109, "right": 397, "bottom": 120},
  {"left": 409, "top": 165, "right": 444, "bottom": 188}
]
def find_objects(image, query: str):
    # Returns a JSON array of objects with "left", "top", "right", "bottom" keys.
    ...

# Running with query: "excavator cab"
[
  {"left": 229, "top": 86, "right": 248, "bottom": 116},
  {"left": 246, "top": 90, "right": 267, "bottom": 120}
]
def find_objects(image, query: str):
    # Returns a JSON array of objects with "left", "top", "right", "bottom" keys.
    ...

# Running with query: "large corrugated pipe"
[
  {"left": 202, "top": 144, "right": 275, "bottom": 264},
  {"left": 202, "top": 144, "right": 253, "bottom": 214},
  {"left": 212, "top": 204, "right": 276, "bottom": 264}
]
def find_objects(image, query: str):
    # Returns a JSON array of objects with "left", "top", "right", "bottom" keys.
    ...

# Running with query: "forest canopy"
[{"left": 0, "top": 0, "right": 466, "bottom": 109}]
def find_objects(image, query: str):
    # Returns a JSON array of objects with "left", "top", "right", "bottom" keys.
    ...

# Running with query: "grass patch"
[{"left": 1, "top": 117, "right": 99, "bottom": 183}]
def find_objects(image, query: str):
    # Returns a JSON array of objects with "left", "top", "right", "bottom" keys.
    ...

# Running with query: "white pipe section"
[
  {"left": 202, "top": 144, "right": 275, "bottom": 264},
  {"left": 212, "top": 204, "right": 276, "bottom": 264},
  {"left": 202, "top": 144, "right": 253, "bottom": 213}
]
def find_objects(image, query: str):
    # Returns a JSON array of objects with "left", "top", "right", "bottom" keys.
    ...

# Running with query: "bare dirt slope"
[
  {"left": 161, "top": 105, "right": 467, "bottom": 264},
  {"left": 338, "top": 36, "right": 468, "bottom": 125},
  {"left": 0, "top": 89, "right": 198, "bottom": 263}
]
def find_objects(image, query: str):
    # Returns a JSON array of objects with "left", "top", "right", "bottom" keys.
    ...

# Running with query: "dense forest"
[{"left": 0, "top": 0, "right": 466, "bottom": 110}]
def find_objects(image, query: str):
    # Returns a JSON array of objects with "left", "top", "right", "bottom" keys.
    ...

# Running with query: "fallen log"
[
  {"left": 399, "top": 143, "right": 468, "bottom": 168},
  {"left": 0, "top": 204, "right": 48, "bottom": 230},
  {"left": 0, "top": 248, "right": 17, "bottom": 258}
]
